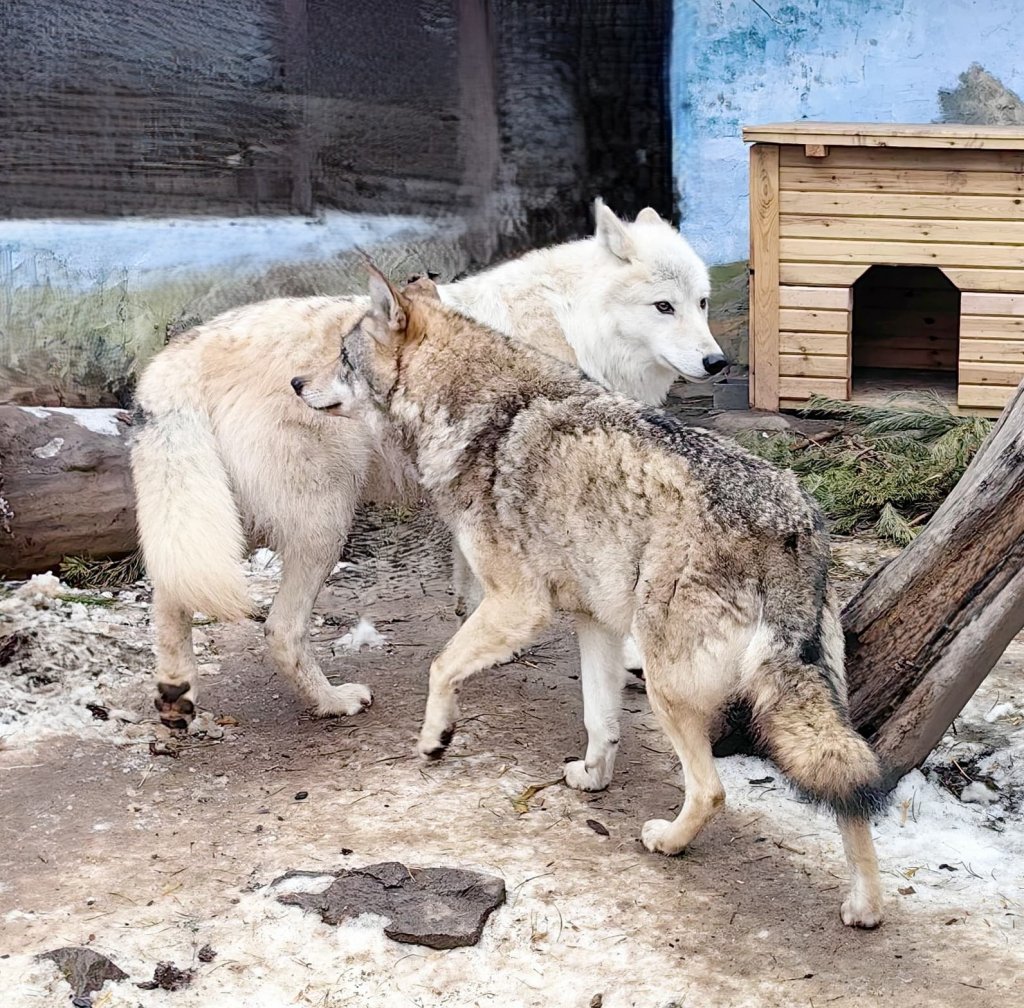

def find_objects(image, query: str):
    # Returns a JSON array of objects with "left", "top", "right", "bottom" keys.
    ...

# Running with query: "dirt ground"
[{"left": 1, "top": 510, "right": 1022, "bottom": 1007}]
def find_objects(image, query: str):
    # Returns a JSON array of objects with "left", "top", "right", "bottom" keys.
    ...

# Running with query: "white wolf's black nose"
[
  {"left": 290, "top": 376, "right": 306, "bottom": 395},
  {"left": 702, "top": 354, "right": 729, "bottom": 375}
]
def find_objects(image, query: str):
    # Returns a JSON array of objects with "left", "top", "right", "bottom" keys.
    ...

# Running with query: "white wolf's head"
[{"left": 577, "top": 199, "right": 727, "bottom": 403}]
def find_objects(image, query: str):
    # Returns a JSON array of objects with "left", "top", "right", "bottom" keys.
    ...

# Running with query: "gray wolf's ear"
[
  {"left": 366, "top": 264, "right": 409, "bottom": 346},
  {"left": 594, "top": 197, "right": 635, "bottom": 262},
  {"left": 635, "top": 206, "right": 662, "bottom": 225}
]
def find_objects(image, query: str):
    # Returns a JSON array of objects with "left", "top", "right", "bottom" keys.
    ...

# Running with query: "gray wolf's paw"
[
  {"left": 155, "top": 681, "right": 196, "bottom": 730},
  {"left": 840, "top": 893, "right": 883, "bottom": 929},
  {"left": 417, "top": 723, "right": 456, "bottom": 760},
  {"left": 641, "top": 818, "right": 685, "bottom": 856},
  {"left": 314, "top": 683, "right": 373, "bottom": 718},
  {"left": 563, "top": 759, "right": 611, "bottom": 792}
]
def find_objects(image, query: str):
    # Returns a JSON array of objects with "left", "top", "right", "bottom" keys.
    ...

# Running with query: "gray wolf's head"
[
  {"left": 590, "top": 198, "right": 727, "bottom": 383},
  {"left": 291, "top": 272, "right": 441, "bottom": 416}
]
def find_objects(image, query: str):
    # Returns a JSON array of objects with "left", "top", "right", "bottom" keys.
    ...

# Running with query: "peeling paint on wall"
[
  {"left": 672, "top": 0, "right": 1024, "bottom": 263},
  {"left": 939, "top": 64, "right": 1024, "bottom": 126}
]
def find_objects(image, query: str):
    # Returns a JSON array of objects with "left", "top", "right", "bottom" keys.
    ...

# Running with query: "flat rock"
[
  {"left": 37, "top": 946, "right": 128, "bottom": 997},
  {"left": 276, "top": 861, "right": 505, "bottom": 949}
]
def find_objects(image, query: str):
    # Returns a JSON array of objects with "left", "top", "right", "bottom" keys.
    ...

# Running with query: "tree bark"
[
  {"left": 0, "top": 406, "right": 135, "bottom": 578},
  {"left": 844, "top": 381, "right": 1024, "bottom": 787}
]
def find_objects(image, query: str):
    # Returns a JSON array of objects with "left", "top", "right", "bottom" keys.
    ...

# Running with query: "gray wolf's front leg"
[{"left": 419, "top": 593, "right": 550, "bottom": 757}]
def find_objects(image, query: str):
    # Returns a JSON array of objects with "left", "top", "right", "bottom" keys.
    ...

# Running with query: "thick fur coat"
[
  {"left": 297, "top": 270, "right": 887, "bottom": 929},
  {"left": 131, "top": 201, "right": 725, "bottom": 725}
]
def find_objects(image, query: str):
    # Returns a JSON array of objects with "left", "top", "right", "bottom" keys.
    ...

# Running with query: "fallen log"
[
  {"left": 844, "top": 380, "right": 1024, "bottom": 787},
  {"left": 0, "top": 405, "right": 135, "bottom": 578}
]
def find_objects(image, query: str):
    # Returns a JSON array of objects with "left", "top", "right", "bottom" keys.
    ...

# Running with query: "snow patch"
[
  {"left": 270, "top": 873, "right": 337, "bottom": 896},
  {"left": 332, "top": 617, "right": 387, "bottom": 654},
  {"left": 31, "top": 437, "right": 64, "bottom": 458},
  {"left": 984, "top": 701, "right": 1016, "bottom": 723},
  {"left": 960, "top": 781, "right": 999, "bottom": 806},
  {"left": 18, "top": 406, "right": 123, "bottom": 437},
  {"left": 246, "top": 548, "right": 282, "bottom": 575}
]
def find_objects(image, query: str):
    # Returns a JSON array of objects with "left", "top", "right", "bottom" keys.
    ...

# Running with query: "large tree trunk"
[
  {"left": 0, "top": 406, "right": 135, "bottom": 578},
  {"left": 844, "top": 381, "right": 1024, "bottom": 787}
]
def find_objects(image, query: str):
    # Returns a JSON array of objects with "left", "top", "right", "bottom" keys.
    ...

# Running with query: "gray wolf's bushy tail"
[
  {"left": 750, "top": 660, "right": 888, "bottom": 820},
  {"left": 131, "top": 393, "right": 251, "bottom": 623}
]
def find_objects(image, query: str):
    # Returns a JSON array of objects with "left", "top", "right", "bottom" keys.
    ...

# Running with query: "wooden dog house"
[{"left": 744, "top": 122, "right": 1024, "bottom": 414}]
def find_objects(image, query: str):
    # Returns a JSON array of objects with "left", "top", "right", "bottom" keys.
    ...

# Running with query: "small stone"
[
  {"left": 197, "top": 944, "right": 217, "bottom": 963},
  {"left": 590, "top": 995, "right": 604, "bottom": 1008},
  {"left": 277, "top": 862, "right": 505, "bottom": 949},
  {"left": 585, "top": 819, "right": 610, "bottom": 837},
  {"left": 294, "top": 791, "right": 309, "bottom": 801}
]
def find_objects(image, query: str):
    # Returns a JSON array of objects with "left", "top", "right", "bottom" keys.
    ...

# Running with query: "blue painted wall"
[{"left": 672, "top": 0, "right": 1024, "bottom": 264}]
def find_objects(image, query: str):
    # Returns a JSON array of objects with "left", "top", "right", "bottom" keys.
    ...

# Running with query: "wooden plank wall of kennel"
[{"left": 744, "top": 123, "right": 1024, "bottom": 414}]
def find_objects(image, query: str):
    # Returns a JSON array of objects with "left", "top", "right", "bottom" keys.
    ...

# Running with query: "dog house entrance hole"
[{"left": 851, "top": 265, "right": 960, "bottom": 404}]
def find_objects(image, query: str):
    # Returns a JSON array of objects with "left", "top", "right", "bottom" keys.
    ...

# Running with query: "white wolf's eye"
[
  {"left": 699, "top": 297, "right": 708, "bottom": 310},
  {"left": 654, "top": 301, "right": 674, "bottom": 314}
]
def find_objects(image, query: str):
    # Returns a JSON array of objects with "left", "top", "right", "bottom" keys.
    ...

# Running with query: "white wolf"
[{"left": 131, "top": 200, "right": 727, "bottom": 729}]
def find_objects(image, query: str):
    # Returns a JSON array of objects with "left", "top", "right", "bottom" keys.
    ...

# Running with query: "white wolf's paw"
[
  {"left": 563, "top": 759, "right": 611, "bottom": 792},
  {"left": 417, "top": 722, "right": 456, "bottom": 760},
  {"left": 840, "top": 892, "right": 883, "bottom": 929},
  {"left": 641, "top": 818, "right": 684, "bottom": 856},
  {"left": 314, "top": 683, "right": 373, "bottom": 718}
]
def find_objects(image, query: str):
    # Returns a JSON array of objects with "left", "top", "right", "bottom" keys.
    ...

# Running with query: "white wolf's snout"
[{"left": 657, "top": 319, "right": 730, "bottom": 384}]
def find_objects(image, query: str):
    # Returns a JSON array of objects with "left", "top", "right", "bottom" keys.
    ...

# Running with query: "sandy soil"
[{"left": 1, "top": 513, "right": 1022, "bottom": 1007}]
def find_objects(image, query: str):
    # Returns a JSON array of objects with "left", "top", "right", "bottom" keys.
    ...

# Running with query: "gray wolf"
[
  {"left": 295, "top": 268, "right": 886, "bottom": 928},
  {"left": 131, "top": 201, "right": 726, "bottom": 727}
]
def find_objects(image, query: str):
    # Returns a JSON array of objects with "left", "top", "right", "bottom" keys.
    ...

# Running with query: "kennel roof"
[{"left": 742, "top": 122, "right": 1024, "bottom": 151}]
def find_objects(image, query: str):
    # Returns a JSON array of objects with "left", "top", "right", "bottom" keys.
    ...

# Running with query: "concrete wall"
[
  {"left": 672, "top": 0, "right": 1024, "bottom": 264},
  {"left": 0, "top": 1, "right": 674, "bottom": 407}
]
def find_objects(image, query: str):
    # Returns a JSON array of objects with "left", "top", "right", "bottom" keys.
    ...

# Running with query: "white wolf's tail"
[{"left": 131, "top": 386, "right": 251, "bottom": 623}]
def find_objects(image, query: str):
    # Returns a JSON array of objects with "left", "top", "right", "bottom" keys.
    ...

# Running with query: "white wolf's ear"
[
  {"left": 635, "top": 206, "right": 662, "bottom": 225},
  {"left": 366, "top": 264, "right": 408, "bottom": 346},
  {"left": 594, "top": 197, "right": 635, "bottom": 262}
]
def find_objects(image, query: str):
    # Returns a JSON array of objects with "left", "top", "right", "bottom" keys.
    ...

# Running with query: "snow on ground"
[
  {"left": 0, "top": 554, "right": 363, "bottom": 749},
  {"left": 2, "top": 539, "right": 1023, "bottom": 1005},
  {"left": 17, "top": 406, "right": 123, "bottom": 437},
  {"left": 0, "top": 573, "right": 154, "bottom": 747},
  {"left": 333, "top": 616, "right": 388, "bottom": 654},
  {"left": 1, "top": 746, "right": 1020, "bottom": 1007}
]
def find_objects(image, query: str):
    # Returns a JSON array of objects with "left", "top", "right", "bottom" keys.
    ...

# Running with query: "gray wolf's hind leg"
[
  {"left": 838, "top": 815, "right": 884, "bottom": 928},
  {"left": 152, "top": 588, "right": 201, "bottom": 728},
  {"left": 640, "top": 677, "right": 726, "bottom": 854},
  {"left": 564, "top": 616, "right": 626, "bottom": 791},
  {"left": 753, "top": 661, "right": 885, "bottom": 929},
  {"left": 418, "top": 593, "right": 550, "bottom": 758},
  {"left": 265, "top": 537, "right": 372, "bottom": 717}
]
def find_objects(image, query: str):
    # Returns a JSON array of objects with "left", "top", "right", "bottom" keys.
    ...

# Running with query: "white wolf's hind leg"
[
  {"left": 622, "top": 635, "right": 644, "bottom": 673},
  {"left": 265, "top": 539, "right": 371, "bottom": 717},
  {"left": 640, "top": 665, "right": 726, "bottom": 855},
  {"left": 451, "top": 543, "right": 482, "bottom": 623},
  {"left": 152, "top": 587, "right": 201, "bottom": 728},
  {"left": 419, "top": 593, "right": 550, "bottom": 758},
  {"left": 564, "top": 616, "right": 625, "bottom": 791}
]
